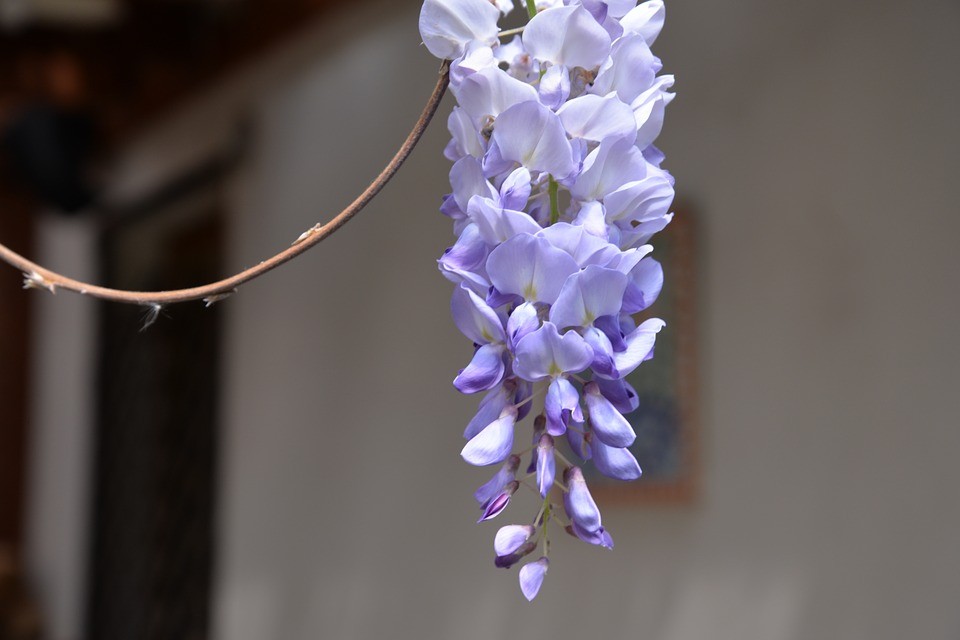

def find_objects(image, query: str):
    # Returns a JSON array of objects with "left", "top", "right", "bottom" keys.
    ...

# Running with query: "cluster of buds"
[{"left": 420, "top": 0, "right": 675, "bottom": 600}]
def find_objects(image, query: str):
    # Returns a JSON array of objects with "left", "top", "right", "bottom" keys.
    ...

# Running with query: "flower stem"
[
  {"left": 525, "top": 0, "right": 537, "bottom": 19},
  {"left": 512, "top": 385, "right": 547, "bottom": 412},
  {"left": 554, "top": 449, "right": 575, "bottom": 469},
  {"left": 548, "top": 177, "right": 560, "bottom": 225},
  {"left": 498, "top": 26, "right": 525, "bottom": 39}
]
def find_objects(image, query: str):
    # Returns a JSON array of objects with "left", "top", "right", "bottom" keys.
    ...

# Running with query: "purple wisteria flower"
[{"left": 420, "top": 0, "right": 675, "bottom": 601}]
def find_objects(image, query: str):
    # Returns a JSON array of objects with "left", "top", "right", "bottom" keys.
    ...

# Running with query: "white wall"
[{"left": 26, "top": 0, "right": 960, "bottom": 639}]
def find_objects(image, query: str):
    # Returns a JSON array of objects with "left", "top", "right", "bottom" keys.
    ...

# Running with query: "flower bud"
[
  {"left": 494, "top": 525, "right": 537, "bottom": 556},
  {"left": 494, "top": 540, "right": 537, "bottom": 569},
  {"left": 536, "top": 434, "right": 556, "bottom": 497},
  {"left": 477, "top": 480, "right": 519, "bottom": 522},
  {"left": 562, "top": 466, "right": 602, "bottom": 533}
]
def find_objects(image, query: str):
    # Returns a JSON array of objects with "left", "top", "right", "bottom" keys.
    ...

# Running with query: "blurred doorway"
[{"left": 88, "top": 186, "right": 225, "bottom": 640}]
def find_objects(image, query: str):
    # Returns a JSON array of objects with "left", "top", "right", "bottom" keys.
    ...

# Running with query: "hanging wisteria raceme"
[{"left": 421, "top": 0, "right": 675, "bottom": 601}]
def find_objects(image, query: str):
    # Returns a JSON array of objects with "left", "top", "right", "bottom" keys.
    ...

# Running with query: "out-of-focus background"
[{"left": 0, "top": 0, "right": 958, "bottom": 639}]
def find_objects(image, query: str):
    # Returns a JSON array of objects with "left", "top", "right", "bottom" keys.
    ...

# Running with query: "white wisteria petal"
[
  {"left": 570, "top": 137, "right": 647, "bottom": 202},
  {"left": 446, "top": 107, "right": 485, "bottom": 160},
  {"left": 549, "top": 265, "right": 628, "bottom": 329},
  {"left": 420, "top": 0, "right": 501, "bottom": 60},
  {"left": 523, "top": 4, "right": 611, "bottom": 70},
  {"left": 632, "top": 75, "right": 676, "bottom": 149},
  {"left": 453, "top": 66, "right": 540, "bottom": 124},
  {"left": 603, "top": 170, "right": 675, "bottom": 225},
  {"left": 450, "top": 42, "right": 499, "bottom": 85},
  {"left": 612, "top": 318, "right": 666, "bottom": 377},
  {"left": 467, "top": 196, "right": 543, "bottom": 245},
  {"left": 492, "top": 101, "right": 576, "bottom": 178},
  {"left": 621, "top": 0, "right": 666, "bottom": 45},
  {"left": 558, "top": 92, "right": 637, "bottom": 144},
  {"left": 591, "top": 34, "right": 658, "bottom": 104},
  {"left": 450, "top": 156, "right": 498, "bottom": 212}
]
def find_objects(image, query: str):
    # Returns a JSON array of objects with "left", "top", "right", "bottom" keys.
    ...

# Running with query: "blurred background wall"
[{"left": 13, "top": 0, "right": 960, "bottom": 639}]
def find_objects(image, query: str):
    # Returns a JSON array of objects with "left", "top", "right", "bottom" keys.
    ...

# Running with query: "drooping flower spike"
[{"left": 420, "top": 0, "right": 675, "bottom": 601}]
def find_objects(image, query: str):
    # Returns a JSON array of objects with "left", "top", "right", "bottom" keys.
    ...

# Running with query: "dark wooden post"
[{"left": 0, "top": 185, "right": 33, "bottom": 551}]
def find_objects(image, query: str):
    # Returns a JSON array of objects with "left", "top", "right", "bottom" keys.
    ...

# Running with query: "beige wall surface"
[{"left": 25, "top": 0, "right": 960, "bottom": 639}]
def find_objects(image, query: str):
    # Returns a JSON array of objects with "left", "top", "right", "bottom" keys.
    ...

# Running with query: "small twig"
[{"left": 0, "top": 62, "right": 451, "bottom": 307}]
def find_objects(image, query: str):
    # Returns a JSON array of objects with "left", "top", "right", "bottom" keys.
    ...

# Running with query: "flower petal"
[
  {"left": 568, "top": 521, "right": 615, "bottom": 549},
  {"left": 538, "top": 63, "right": 571, "bottom": 110},
  {"left": 461, "top": 407, "right": 518, "bottom": 466},
  {"left": 621, "top": 0, "right": 665, "bottom": 45},
  {"left": 478, "top": 481, "right": 519, "bottom": 521},
  {"left": 519, "top": 557, "right": 550, "bottom": 601},
  {"left": 513, "top": 322, "right": 594, "bottom": 381},
  {"left": 538, "top": 222, "right": 620, "bottom": 267},
  {"left": 474, "top": 454, "right": 520, "bottom": 505},
  {"left": 582, "top": 326, "right": 618, "bottom": 378},
  {"left": 604, "top": 170, "right": 674, "bottom": 226},
  {"left": 454, "top": 343, "right": 506, "bottom": 394},
  {"left": 450, "top": 41, "right": 498, "bottom": 85},
  {"left": 499, "top": 167, "right": 533, "bottom": 211},
  {"left": 558, "top": 92, "right": 637, "bottom": 143},
  {"left": 495, "top": 525, "right": 536, "bottom": 556},
  {"left": 506, "top": 301, "right": 541, "bottom": 350},
  {"left": 486, "top": 234, "right": 580, "bottom": 305},
  {"left": 572, "top": 201, "right": 610, "bottom": 239},
  {"left": 611, "top": 318, "right": 665, "bottom": 377},
  {"left": 495, "top": 541, "right": 536, "bottom": 568},
  {"left": 545, "top": 377, "right": 582, "bottom": 436},
  {"left": 439, "top": 223, "right": 488, "bottom": 275},
  {"left": 492, "top": 101, "right": 576, "bottom": 179},
  {"left": 419, "top": 0, "right": 501, "bottom": 60},
  {"left": 632, "top": 75, "right": 676, "bottom": 149},
  {"left": 536, "top": 434, "right": 556, "bottom": 496},
  {"left": 584, "top": 382, "right": 636, "bottom": 447},
  {"left": 453, "top": 66, "right": 541, "bottom": 124},
  {"left": 590, "top": 34, "right": 657, "bottom": 103},
  {"left": 549, "top": 265, "right": 628, "bottom": 329},
  {"left": 464, "top": 381, "right": 514, "bottom": 440},
  {"left": 562, "top": 466, "right": 602, "bottom": 532},
  {"left": 622, "top": 257, "right": 664, "bottom": 314},
  {"left": 467, "top": 196, "right": 543, "bottom": 245},
  {"left": 590, "top": 438, "right": 642, "bottom": 480},
  {"left": 594, "top": 376, "right": 639, "bottom": 414},
  {"left": 446, "top": 106, "right": 485, "bottom": 160},
  {"left": 523, "top": 4, "right": 611, "bottom": 69},
  {"left": 451, "top": 283, "right": 506, "bottom": 345},
  {"left": 618, "top": 212, "right": 673, "bottom": 249},
  {"left": 450, "top": 156, "right": 498, "bottom": 212},
  {"left": 570, "top": 137, "right": 647, "bottom": 202}
]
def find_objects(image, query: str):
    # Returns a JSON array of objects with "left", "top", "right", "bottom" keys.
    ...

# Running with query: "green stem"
[
  {"left": 525, "top": 0, "right": 537, "bottom": 18},
  {"left": 548, "top": 177, "right": 560, "bottom": 225},
  {"left": 542, "top": 501, "right": 551, "bottom": 556}
]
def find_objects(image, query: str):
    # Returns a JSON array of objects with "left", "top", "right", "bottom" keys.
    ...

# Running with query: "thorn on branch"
[
  {"left": 22, "top": 271, "right": 56, "bottom": 294},
  {"left": 140, "top": 303, "right": 164, "bottom": 332}
]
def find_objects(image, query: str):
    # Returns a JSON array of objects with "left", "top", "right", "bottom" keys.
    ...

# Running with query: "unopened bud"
[
  {"left": 478, "top": 481, "right": 519, "bottom": 523},
  {"left": 494, "top": 541, "right": 537, "bottom": 569},
  {"left": 494, "top": 525, "right": 536, "bottom": 557}
]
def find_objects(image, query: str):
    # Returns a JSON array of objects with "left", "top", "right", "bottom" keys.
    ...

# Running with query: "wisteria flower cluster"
[{"left": 420, "top": 0, "right": 675, "bottom": 601}]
